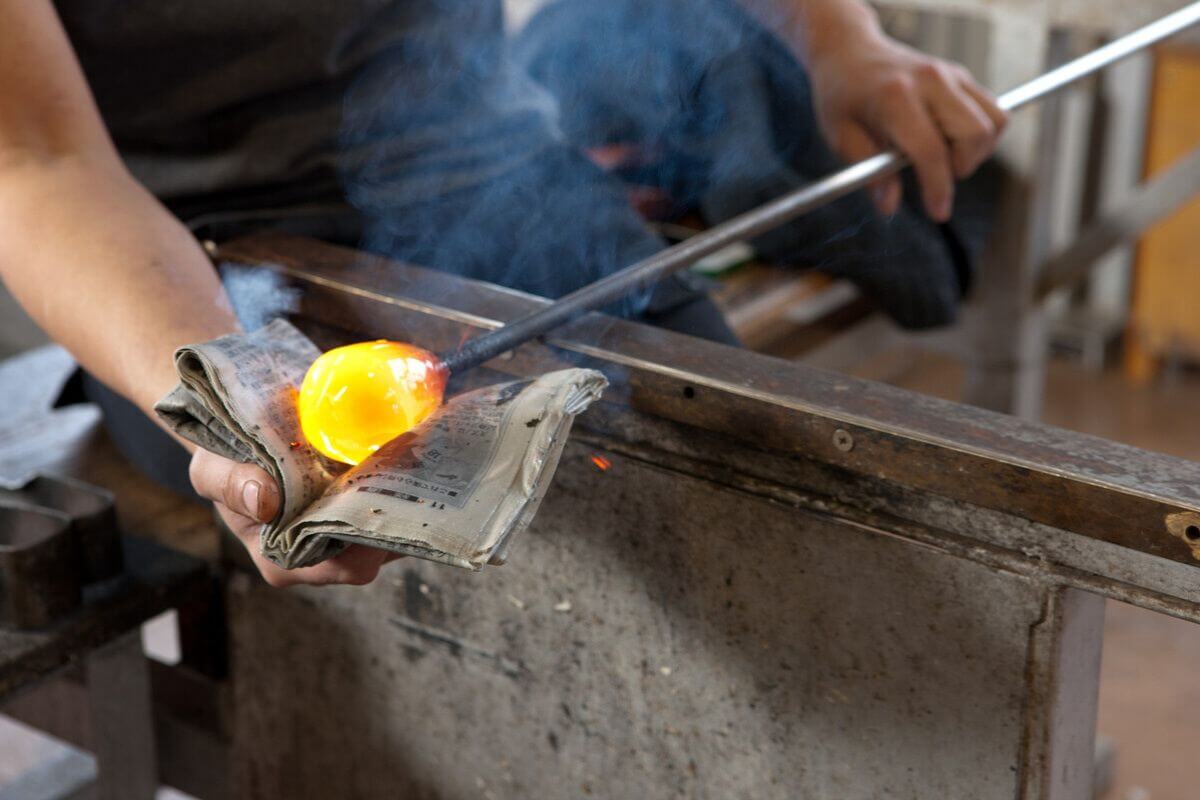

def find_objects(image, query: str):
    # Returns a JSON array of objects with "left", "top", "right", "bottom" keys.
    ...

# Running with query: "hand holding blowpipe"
[{"left": 299, "top": 1, "right": 1200, "bottom": 465}]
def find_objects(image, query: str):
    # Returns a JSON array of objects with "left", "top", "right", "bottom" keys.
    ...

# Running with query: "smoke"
[
  {"left": 334, "top": 0, "right": 774, "bottom": 325},
  {"left": 335, "top": 0, "right": 636, "bottom": 309},
  {"left": 335, "top": 0, "right": 976, "bottom": 336},
  {"left": 220, "top": 264, "right": 301, "bottom": 332}
]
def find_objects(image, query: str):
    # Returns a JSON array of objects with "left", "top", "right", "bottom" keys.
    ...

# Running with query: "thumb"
[
  {"left": 837, "top": 122, "right": 901, "bottom": 217},
  {"left": 189, "top": 449, "right": 280, "bottom": 522}
]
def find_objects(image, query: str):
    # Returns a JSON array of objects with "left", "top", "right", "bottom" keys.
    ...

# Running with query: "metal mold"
[
  {"left": 0, "top": 474, "right": 123, "bottom": 583},
  {"left": 0, "top": 504, "right": 79, "bottom": 629},
  {"left": 0, "top": 474, "right": 124, "bottom": 630}
]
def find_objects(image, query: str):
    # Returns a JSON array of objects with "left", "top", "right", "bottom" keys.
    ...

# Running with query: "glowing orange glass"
[{"left": 298, "top": 341, "right": 447, "bottom": 465}]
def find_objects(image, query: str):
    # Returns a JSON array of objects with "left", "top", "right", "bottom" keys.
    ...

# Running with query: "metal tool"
[
  {"left": 0, "top": 504, "right": 78, "bottom": 629},
  {"left": 438, "top": 2, "right": 1200, "bottom": 375},
  {"left": 0, "top": 474, "right": 124, "bottom": 630},
  {"left": 0, "top": 475, "right": 124, "bottom": 583}
]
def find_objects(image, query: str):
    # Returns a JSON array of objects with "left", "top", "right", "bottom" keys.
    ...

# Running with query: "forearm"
[
  {"left": 0, "top": 153, "right": 240, "bottom": 418},
  {"left": 0, "top": 0, "right": 391, "bottom": 588},
  {"left": 0, "top": 0, "right": 240, "bottom": 422}
]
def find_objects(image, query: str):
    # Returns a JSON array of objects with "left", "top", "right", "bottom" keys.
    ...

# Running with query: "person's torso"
[{"left": 53, "top": 0, "right": 549, "bottom": 219}]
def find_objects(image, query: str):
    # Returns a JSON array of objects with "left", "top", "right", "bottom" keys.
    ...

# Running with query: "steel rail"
[{"left": 438, "top": 2, "right": 1200, "bottom": 374}]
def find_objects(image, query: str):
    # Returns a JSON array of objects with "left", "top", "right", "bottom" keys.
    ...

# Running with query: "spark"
[{"left": 590, "top": 454, "right": 611, "bottom": 471}]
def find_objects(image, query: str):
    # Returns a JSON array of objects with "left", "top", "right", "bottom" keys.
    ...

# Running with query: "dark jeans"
[{"left": 513, "top": 0, "right": 992, "bottom": 330}]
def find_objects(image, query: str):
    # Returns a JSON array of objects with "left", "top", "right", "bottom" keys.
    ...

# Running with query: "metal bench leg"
[{"left": 85, "top": 631, "right": 158, "bottom": 800}]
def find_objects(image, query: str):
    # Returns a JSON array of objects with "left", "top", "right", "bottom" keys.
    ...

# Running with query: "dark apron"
[{"left": 53, "top": 0, "right": 553, "bottom": 227}]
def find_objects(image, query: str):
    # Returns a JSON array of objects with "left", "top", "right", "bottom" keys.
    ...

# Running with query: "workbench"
[
  {"left": 6, "top": 233, "right": 1200, "bottom": 798},
  {"left": 0, "top": 347, "right": 215, "bottom": 799}
]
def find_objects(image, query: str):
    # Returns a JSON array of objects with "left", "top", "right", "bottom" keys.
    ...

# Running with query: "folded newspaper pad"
[{"left": 155, "top": 320, "right": 606, "bottom": 570}]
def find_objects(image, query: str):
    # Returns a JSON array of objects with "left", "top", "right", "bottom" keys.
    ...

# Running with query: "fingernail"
[
  {"left": 243, "top": 480, "right": 261, "bottom": 519},
  {"left": 937, "top": 199, "right": 952, "bottom": 222}
]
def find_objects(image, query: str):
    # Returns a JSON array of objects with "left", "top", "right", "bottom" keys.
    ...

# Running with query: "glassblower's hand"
[
  {"left": 805, "top": 26, "right": 1007, "bottom": 222},
  {"left": 188, "top": 448, "right": 398, "bottom": 587}
]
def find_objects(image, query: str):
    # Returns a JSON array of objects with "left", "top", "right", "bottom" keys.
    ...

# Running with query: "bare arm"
[
  {"left": 737, "top": 0, "right": 1007, "bottom": 222},
  {"left": 0, "top": 0, "right": 238, "bottom": 417},
  {"left": 0, "top": 0, "right": 392, "bottom": 587}
]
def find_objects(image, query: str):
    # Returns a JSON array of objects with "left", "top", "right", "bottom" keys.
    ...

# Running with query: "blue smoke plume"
[{"left": 336, "top": 0, "right": 985, "bottom": 333}]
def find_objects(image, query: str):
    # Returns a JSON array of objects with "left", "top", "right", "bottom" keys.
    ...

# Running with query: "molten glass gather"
[{"left": 298, "top": 340, "right": 447, "bottom": 465}]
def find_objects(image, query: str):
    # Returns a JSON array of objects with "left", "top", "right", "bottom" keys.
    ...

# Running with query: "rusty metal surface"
[
  {"left": 199, "top": 234, "right": 1169, "bottom": 798},
  {"left": 0, "top": 475, "right": 123, "bottom": 585},
  {"left": 0, "top": 474, "right": 126, "bottom": 633},
  {"left": 0, "top": 535, "right": 208, "bottom": 702},
  {"left": 216, "top": 234, "right": 1200, "bottom": 573},
  {"left": 568, "top": 409, "right": 1200, "bottom": 622},
  {"left": 228, "top": 441, "right": 1062, "bottom": 799},
  {"left": 0, "top": 505, "right": 78, "bottom": 629}
]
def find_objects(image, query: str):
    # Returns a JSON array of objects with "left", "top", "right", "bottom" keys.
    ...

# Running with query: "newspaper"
[{"left": 155, "top": 320, "right": 606, "bottom": 570}]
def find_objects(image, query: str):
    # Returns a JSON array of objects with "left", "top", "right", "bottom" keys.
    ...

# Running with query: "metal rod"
[{"left": 438, "top": 2, "right": 1200, "bottom": 374}]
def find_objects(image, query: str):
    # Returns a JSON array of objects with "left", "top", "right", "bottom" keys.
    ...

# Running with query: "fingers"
[
  {"left": 877, "top": 82, "right": 955, "bottom": 222},
  {"left": 193, "top": 450, "right": 398, "bottom": 588},
  {"left": 960, "top": 76, "right": 1009, "bottom": 136},
  {"left": 253, "top": 545, "right": 395, "bottom": 589},
  {"left": 212, "top": 501, "right": 396, "bottom": 589},
  {"left": 919, "top": 64, "right": 1004, "bottom": 179},
  {"left": 195, "top": 449, "right": 399, "bottom": 588},
  {"left": 837, "top": 122, "right": 902, "bottom": 217},
  {"left": 324, "top": 545, "right": 396, "bottom": 584},
  {"left": 810, "top": 35, "right": 1005, "bottom": 223},
  {"left": 873, "top": 61, "right": 1006, "bottom": 222},
  {"left": 189, "top": 449, "right": 280, "bottom": 523}
]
